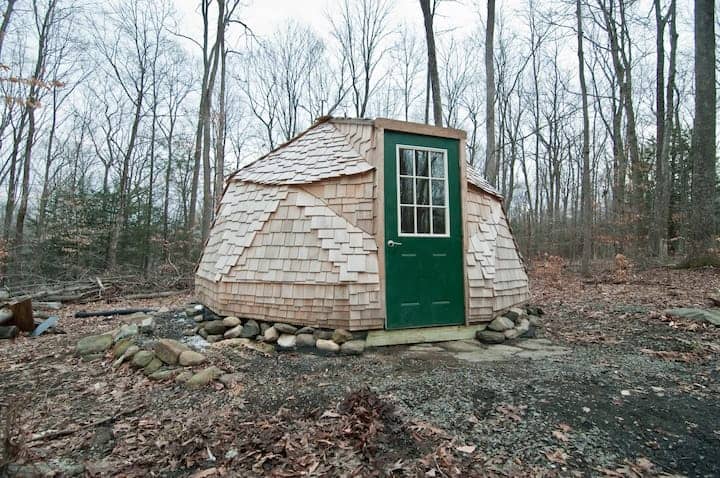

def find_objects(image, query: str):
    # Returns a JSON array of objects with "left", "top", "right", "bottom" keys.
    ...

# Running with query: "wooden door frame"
[{"left": 372, "top": 119, "right": 469, "bottom": 329}]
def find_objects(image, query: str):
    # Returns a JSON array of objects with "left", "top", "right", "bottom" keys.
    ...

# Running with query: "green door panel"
[{"left": 384, "top": 130, "right": 465, "bottom": 329}]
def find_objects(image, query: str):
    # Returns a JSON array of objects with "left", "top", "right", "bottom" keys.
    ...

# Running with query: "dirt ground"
[{"left": 1, "top": 266, "right": 720, "bottom": 477}]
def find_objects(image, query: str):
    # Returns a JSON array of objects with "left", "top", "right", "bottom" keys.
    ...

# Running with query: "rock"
[
  {"left": 0, "top": 325, "right": 19, "bottom": 339},
  {"left": 186, "top": 304, "right": 204, "bottom": 316},
  {"left": 263, "top": 326, "right": 279, "bottom": 343},
  {"left": 183, "top": 327, "right": 198, "bottom": 336},
  {"left": 524, "top": 324, "right": 538, "bottom": 338},
  {"left": 274, "top": 322, "right": 298, "bottom": 334},
  {"left": 314, "top": 329, "right": 334, "bottom": 340},
  {"left": 156, "top": 306, "right": 170, "bottom": 314},
  {"left": 488, "top": 316, "right": 515, "bottom": 332},
  {"left": 206, "top": 334, "right": 224, "bottom": 343},
  {"left": 175, "top": 371, "right": 193, "bottom": 383},
  {"left": 114, "top": 324, "right": 139, "bottom": 343},
  {"left": 80, "top": 353, "right": 104, "bottom": 362},
  {"left": 316, "top": 339, "right": 340, "bottom": 353},
  {"left": 664, "top": 308, "right": 720, "bottom": 326},
  {"left": 225, "top": 448, "right": 239, "bottom": 459},
  {"left": 185, "top": 366, "right": 223, "bottom": 388},
  {"left": 198, "top": 328, "right": 209, "bottom": 339},
  {"left": 528, "top": 315, "right": 541, "bottom": 327},
  {"left": 277, "top": 334, "right": 296, "bottom": 349},
  {"left": 149, "top": 369, "right": 178, "bottom": 381},
  {"left": 215, "top": 338, "right": 275, "bottom": 354},
  {"left": 332, "top": 329, "right": 353, "bottom": 344},
  {"left": 223, "top": 316, "right": 241, "bottom": 327},
  {"left": 178, "top": 350, "right": 206, "bottom": 366},
  {"left": 340, "top": 340, "right": 365, "bottom": 355},
  {"left": 525, "top": 305, "right": 544, "bottom": 316},
  {"left": 139, "top": 317, "right": 156, "bottom": 334},
  {"left": 193, "top": 314, "right": 205, "bottom": 323},
  {"left": 112, "top": 345, "right": 140, "bottom": 368},
  {"left": 143, "top": 358, "right": 164, "bottom": 375},
  {"left": 112, "top": 338, "right": 134, "bottom": 358},
  {"left": 516, "top": 318, "right": 530, "bottom": 335},
  {"left": 0, "top": 307, "right": 13, "bottom": 323},
  {"left": 121, "top": 312, "right": 149, "bottom": 324},
  {"left": 259, "top": 322, "right": 271, "bottom": 334},
  {"left": 240, "top": 319, "right": 260, "bottom": 338},
  {"left": 224, "top": 325, "right": 244, "bottom": 339},
  {"left": 202, "top": 320, "right": 227, "bottom": 335},
  {"left": 296, "top": 326, "right": 315, "bottom": 335},
  {"left": 504, "top": 328, "right": 522, "bottom": 340},
  {"left": 131, "top": 350, "right": 155, "bottom": 368},
  {"left": 155, "top": 339, "right": 191, "bottom": 365},
  {"left": 477, "top": 330, "right": 506, "bottom": 344},
  {"left": 76, "top": 334, "right": 113, "bottom": 356},
  {"left": 219, "top": 373, "right": 242, "bottom": 387},
  {"left": 7, "top": 459, "right": 85, "bottom": 477},
  {"left": 504, "top": 307, "right": 528, "bottom": 323},
  {"left": 295, "top": 333, "right": 316, "bottom": 348}
]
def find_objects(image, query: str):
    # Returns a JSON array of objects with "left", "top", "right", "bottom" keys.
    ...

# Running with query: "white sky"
[{"left": 173, "top": 0, "right": 500, "bottom": 50}]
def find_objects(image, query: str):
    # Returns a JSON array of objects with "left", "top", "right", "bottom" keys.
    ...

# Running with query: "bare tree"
[
  {"left": 577, "top": 0, "right": 592, "bottom": 275},
  {"left": 687, "top": 0, "right": 716, "bottom": 262},
  {"left": 419, "top": 0, "right": 443, "bottom": 126},
  {"left": 484, "top": 0, "right": 497, "bottom": 185},
  {"left": 330, "top": 0, "right": 393, "bottom": 118}
]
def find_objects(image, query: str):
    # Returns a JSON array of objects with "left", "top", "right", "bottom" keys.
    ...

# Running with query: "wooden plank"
[
  {"left": 365, "top": 323, "right": 487, "bottom": 347},
  {"left": 374, "top": 118, "right": 467, "bottom": 140}
]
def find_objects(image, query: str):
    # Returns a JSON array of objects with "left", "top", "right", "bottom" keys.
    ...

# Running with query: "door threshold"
[{"left": 366, "top": 323, "right": 487, "bottom": 347}]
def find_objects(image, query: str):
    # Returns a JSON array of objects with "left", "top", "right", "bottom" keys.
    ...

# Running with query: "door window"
[{"left": 397, "top": 146, "right": 449, "bottom": 236}]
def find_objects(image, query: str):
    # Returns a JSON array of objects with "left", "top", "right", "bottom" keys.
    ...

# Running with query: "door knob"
[{"left": 387, "top": 240, "right": 403, "bottom": 247}]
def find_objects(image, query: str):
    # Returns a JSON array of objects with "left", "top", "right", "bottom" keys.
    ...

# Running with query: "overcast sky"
[{"left": 174, "top": 0, "right": 501, "bottom": 51}]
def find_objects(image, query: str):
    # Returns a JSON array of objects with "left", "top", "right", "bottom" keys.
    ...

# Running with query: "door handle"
[{"left": 387, "top": 240, "right": 403, "bottom": 247}]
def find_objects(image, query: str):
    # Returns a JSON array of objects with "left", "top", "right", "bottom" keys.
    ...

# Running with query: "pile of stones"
[
  {"left": 185, "top": 304, "right": 367, "bottom": 356},
  {"left": 475, "top": 306, "right": 543, "bottom": 344},
  {"left": 75, "top": 311, "right": 237, "bottom": 388}
]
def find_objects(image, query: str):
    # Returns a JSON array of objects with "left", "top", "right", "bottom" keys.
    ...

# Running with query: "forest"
[{"left": 0, "top": 0, "right": 717, "bottom": 285}]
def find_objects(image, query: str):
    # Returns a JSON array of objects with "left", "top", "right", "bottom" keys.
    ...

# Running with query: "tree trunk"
[
  {"left": 484, "top": 0, "right": 497, "bottom": 185},
  {"left": 687, "top": 0, "right": 717, "bottom": 262},
  {"left": 577, "top": 0, "right": 592, "bottom": 276},
  {"left": 419, "top": 0, "right": 443, "bottom": 127}
]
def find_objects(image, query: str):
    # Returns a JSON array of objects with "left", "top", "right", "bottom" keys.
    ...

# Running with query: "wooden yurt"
[{"left": 195, "top": 117, "right": 529, "bottom": 332}]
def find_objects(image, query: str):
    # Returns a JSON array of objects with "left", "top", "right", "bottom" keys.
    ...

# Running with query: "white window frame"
[{"left": 395, "top": 144, "right": 450, "bottom": 238}]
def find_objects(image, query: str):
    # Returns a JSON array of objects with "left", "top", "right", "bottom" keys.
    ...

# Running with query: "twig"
[{"left": 28, "top": 404, "right": 145, "bottom": 443}]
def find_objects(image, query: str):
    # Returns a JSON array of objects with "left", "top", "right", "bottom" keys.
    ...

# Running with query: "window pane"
[
  {"left": 431, "top": 179, "right": 445, "bottom": 206},
  {"left": 432, "top": 208, "right": 446, "bottom": 235},
  {"left": 400, "top": 206, "right": 414, "bottom": 233},
  {"left": 400, "top": 149, "right": 414, "bottom": 175},
  {"left": 400, "top": 177, "right": 414, "bottom": 204},
  {"left": 415, "top": 150, "right": 429, "bottom": 177},
  {"left": 430, "top": 152, "right": 445, "bottom": 178},
  {"left": 415, "top": 178, "right": 429, "bottom": 205},
  {"left": 417, "top": 207, "right": 430, "bottom": 233}
]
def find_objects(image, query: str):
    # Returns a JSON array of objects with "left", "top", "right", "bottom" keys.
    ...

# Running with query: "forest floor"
[{"left": 1, "top": 266, "right": 720, "bottom": 477}]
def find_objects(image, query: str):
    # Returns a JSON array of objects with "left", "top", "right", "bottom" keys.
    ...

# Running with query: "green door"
[{"left": 384, "top": 130, "right": 465, "bottom": 329}]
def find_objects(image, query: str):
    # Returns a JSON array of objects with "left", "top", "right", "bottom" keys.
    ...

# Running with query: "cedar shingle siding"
[{"left": 196, "top": 118, "right": 529, "bottom": 330}]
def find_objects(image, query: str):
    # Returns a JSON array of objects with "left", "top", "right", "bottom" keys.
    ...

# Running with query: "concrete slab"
[
  {"left": 366, "top": 324, "right": 487, "bottom": 347},
  {"left": 436, "top": 340, "right": 483, "bottom": 353}
]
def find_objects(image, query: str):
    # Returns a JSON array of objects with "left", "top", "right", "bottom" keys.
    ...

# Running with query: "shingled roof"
[
  {"left": 467, "top": 166, "right": 502, "bottom": 198},
  {"left": 230, "top": 117, "right": 500, "bottom": 199},
  {"left": 231, "top": 121, "right": 373, "bottom": 185}
]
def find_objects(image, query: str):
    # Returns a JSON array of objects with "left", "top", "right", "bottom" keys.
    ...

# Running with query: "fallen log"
[
  {"left": 34, "top": 301, "right": 63, "bottom": 310},
  {"left": 123, "top": 290, "right": 186, "bottom": 300},
  {"left": 28, "top": 404, "right": 145, "bottom": 443},
  {"left": 74, "top": 308, "right": 155, "bottom": 318}
]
